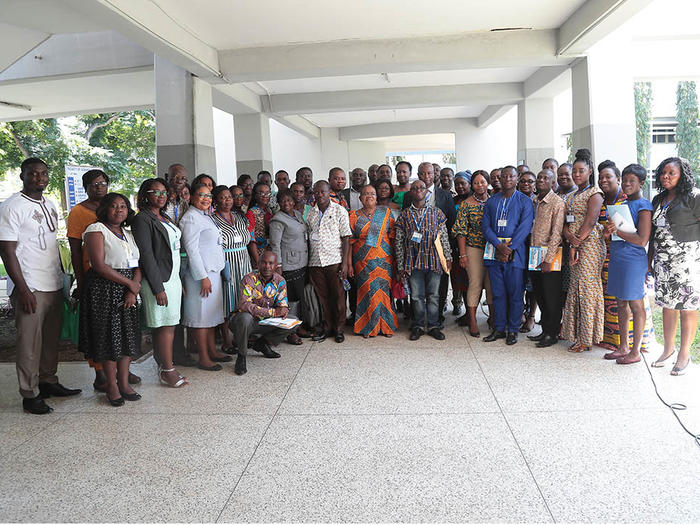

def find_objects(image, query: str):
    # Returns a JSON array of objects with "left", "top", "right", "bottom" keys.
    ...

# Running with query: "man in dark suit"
[{"left": 403, "top": 162, "right": 456, "bottom": 326}]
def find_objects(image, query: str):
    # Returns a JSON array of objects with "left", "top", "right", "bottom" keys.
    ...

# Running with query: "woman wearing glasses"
[
  {"left": 67, "top": 169, "right": 140, "bottom": 391},
  {"left": 245, "top": 181, "right": 274, "bottom": 263},
  {"left": 179, "top": 183, "right": 229, "bottom": 371},
  {"left": 131, "top": 178, "right": 187, "bottom": 387}
]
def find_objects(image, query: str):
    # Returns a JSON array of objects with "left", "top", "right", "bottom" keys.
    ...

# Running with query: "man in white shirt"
[
  {"left": 306, "top": 181, "right": 352, "bottom": 343},
  {"left": 0, "top": 158, "right": 82, "bottom": 414}
]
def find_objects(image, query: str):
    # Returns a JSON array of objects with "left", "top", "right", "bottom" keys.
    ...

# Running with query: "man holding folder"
[
  {"left": 527, "top": 169, "right": 566, "bottom": 348},
  {"left": 481, "top": 166, "right": 534, "bottom": 345}
]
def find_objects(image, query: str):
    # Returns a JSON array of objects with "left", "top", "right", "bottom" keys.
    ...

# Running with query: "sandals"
[
  {"left": 567, "top": 343, "right": 590, "bottom": 353},
  {"left": 286, "top": 333, "right": 304, "bottom": 345},
  {"left": 519, "top": 315, "right": 536, "bottom": 333},
  {"left": 159, "top": 367, "right": 188, "bottom": 388}
]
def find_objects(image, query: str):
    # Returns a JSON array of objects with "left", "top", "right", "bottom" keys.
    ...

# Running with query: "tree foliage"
[
  {"left": 634, "top": 82, "right": 653, "bottom": 168},
  {"left": 675, "top": 81, "right": 700, "bottom": 182},
  {"left": 0, "top": 110, "right": 155, "bottom": 204}
]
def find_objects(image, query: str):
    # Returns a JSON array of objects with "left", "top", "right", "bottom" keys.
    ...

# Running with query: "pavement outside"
[{"left": 1, "top": 311, "right": 699, "bottom": 523}]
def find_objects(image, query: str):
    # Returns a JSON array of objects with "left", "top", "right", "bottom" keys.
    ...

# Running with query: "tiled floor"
[{"left": 1, "top": 313, "right": 699, "bottom": 523}]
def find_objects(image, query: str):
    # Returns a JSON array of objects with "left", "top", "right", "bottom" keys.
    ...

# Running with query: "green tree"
[
  {"left": 634, "top": 82, "right": 653, "bottom": 168},
  {"left": 442, "top": 152, "right": 456, "bottom": 165},
  {"left": 676, "top": 81, "right": 700, "bottom": 182}
]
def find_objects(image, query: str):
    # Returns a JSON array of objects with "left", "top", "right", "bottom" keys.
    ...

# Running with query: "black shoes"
[
  {"left": 311, "top": 330, "right": 328, "bottom": 342},
  {"left": 107, "top": 395, "right": 125, "bottom": 407},
  {"left": 173, "top": 353, "right": 198, "bottom": 367},
  {"left": 22, "top": 396, "right": 53, "bottom": 414},
  {"left": 409, "top": 327, "right": 424, "bottom": 341},
  {"left": 483, "top": 330, "right": 506, "bottom": 342},
  {"left": 506, "top": 332, "right": 518, "bottom": 345},
  {"left": 335, "top": 332, "right": 345, "bottom": 343},
  {"left": 253, "top": 339, "right": 281, "bottom": 358},
  {"left": 527, "top": 332, "right": 546, "bottom": 342},
  {"left": 427, "top": 328, "right": 445, "bottom": 340},
  {"left": 211, "top": 355, "right": 233, "bottom": 362},
  {"left": 198, "top": 363, "right": 223, "bottom": 371},
  {"left": 38, "top": 382, "right": 82, "bottom": 398},
  {"left": 536, "top": 335, "right": 558, "bottom": 348},
  {"left": 234, "top": 355, "right": 247, "bottom": 375},
  {"left": 119, "top": 390, "right": 142, "bottom": 402}
]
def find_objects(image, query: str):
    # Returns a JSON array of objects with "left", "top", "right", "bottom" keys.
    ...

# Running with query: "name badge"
[
  {"left": 174, "top": 239, "right": 181, "bottom": 250},
  {"left": 127, "top": 257, "right": 139, "bottom": 268},
  {"left": 498, "top": 219, "right": 508, "bottom": 228},
  {"left": 304, "top": 232, "right": 309, "bottom": 241},
  {"left": 233, "top": 233, "right": 243, "bottom": 243},
  {"left": 566, "top": 214, "right": 575, "bottom": 224},
  {"left": 656, "top": 217, "right": 666, "bottom": 227},
  {"left": 411, "top": 231, "right": 423, "bottom": 243},
  {"left": 217, "top": 236, "right": 222, "bottom": 245}
]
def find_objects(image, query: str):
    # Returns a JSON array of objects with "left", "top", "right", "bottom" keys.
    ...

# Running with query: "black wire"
[{"left": 640, "top": 351, "right": 700, "bottom": 449}]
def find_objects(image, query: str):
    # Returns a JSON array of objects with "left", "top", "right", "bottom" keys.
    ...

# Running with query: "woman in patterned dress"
[
  {"left": 245, "top": 181, "right": 273, "bottom": 264},
  {"left": 348, "top": 185, "right": 398, "bottom": 338},
  {"left": 80, "top": 193, "right": 142, "bottom": 406},
  {"left": 212, "top": 185, "right": 255, "bottom": 352},
  {"left": 452, "top": 171, "right": 493, "bottom": 337},
  {"left": 561, "top": 149, "right": 606, "bottom": 352},
  {"left": 649, "top": 157, "right": 700, "bottom": 376}
]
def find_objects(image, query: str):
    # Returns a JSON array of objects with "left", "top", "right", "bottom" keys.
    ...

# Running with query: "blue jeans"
[{"left": 409, "top": 269, "right": 441, "bottom": 330}]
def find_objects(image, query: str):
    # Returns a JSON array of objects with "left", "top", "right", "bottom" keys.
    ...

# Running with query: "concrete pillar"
[
  {"left": 154, "top": 55, "right": 217, "bottom": 179},
  {"left": 320, "top": 127, "right": 349, "bottom": 176},
  {"left": 517, "top": 98, "right": 555, "bottom": 169},
  {"left": 233, "top": 113, "right": 273, "bottom": 176},
  {"left": 571, "top": 37, "right": 636, "bottom": 168}
]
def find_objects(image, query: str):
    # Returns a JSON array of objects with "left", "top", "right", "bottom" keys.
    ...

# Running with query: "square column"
[
  {"left": 155, "top": 55, "right": 217, "bottom": 179},
  {"left": 233, "top": 113, "right": 273, "bottom": 175},
  {"left": 517, "top": 98, "right": 555, "bottom": 169},
  {"left": 571, "top": 38, "right": 636, "bottom": 167}
]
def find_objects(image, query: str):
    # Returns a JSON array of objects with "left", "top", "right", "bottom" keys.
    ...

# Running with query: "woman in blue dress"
[{"left": 604, "top": 164, "right": 653, "bottom": 365}]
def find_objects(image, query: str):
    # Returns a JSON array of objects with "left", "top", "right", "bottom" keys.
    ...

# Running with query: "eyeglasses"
[
  {"left": 520, "top": 180, "right": 535, "bottom": 184},
  {"left": 256, "top": 192, "right": 272, "bottom": 197},
  {"left": 146, "top": 190, "right": 167, "bottom": 197},
  {"left": 90, "top": 181, "right": 108, "bottom": 188},
  {"left": 196, "top": 193, "right": 213, "bottom": 199},
  {"left": 231, "top": 194, "right": 244, "bottom": 199}
]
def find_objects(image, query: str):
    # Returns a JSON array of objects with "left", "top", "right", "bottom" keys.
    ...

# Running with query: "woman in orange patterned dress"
[{"left": 348, "top": 185, "right": 398, "bottom": 338}]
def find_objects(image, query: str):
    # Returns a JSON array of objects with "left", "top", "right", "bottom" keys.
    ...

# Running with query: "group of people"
[{"left": 0, "top": 151, "right": 698, "bottom": 414}]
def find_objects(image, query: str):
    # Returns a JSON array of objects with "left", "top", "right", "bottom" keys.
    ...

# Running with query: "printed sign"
[{"left": 64, "top": 165, "right": 101, "bottom": 211}]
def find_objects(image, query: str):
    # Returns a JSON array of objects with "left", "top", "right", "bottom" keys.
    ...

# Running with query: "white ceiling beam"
[
  {"left": 220, "top": 30, "right": 564, "bottom": 82},
  {"left": 0, "top": 32, "right": 153, "bottom": 84},
  {"left": 477, "top": 105, "right": 515, "bottom": 128},
  {"left": 271, "top": 115, "right": 320, "bottom": 140},
  {"left": 523, "top": 66, "right": 571, "bottom": 98},
  {"left": 63, "top": 0, "right": 222, "bottom": 81},
  {"left": 0, "top": 104, "right": 153, "bottom": 123},
  {"left": 264, "top": 83, "right": 523, "bottom": 116},
  {"left": 558, "top": 0, "right": 654, "bottom": 56},
  {"left": 212, "top": 84, "right": 262, "bottom": 115},
  {"left": 339, "top": 118, "right": 474, "bottom": 141},
  {"left": 0, "top": 23, "right": 50, "bottom": 75}
]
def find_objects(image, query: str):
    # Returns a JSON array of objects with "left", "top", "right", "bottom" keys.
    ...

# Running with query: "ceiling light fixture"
[
  {"left": 490, "top": 27, "right": 532, "bottom": 32},
  {"left": 0, "top": 100, "right": 31, "bottom": 111}
]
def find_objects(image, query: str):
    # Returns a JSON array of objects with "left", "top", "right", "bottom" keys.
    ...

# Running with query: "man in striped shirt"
[{"left": 396, "top": 180, "right": 452, "bottom": 341}]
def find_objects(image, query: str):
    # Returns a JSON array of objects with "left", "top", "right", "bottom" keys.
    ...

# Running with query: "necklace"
[{"left": 474, "top": 193, "right": 487, "bottom": 204}]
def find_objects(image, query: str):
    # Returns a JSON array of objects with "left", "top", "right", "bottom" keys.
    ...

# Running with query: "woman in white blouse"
[
  {"left": 80, "top": 193, "right": 142, "bottom": 407},
  {"left": 179, "top": 183, "right": 229, "bottom": 371}
]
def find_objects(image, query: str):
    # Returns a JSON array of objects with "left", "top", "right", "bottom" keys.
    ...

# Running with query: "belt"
[{"left": 224, "top": 246, "right": 248, "bottom": 253}]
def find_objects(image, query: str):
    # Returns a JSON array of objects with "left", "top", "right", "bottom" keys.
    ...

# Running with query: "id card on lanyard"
[
  {"left": 411, "top": 208, "right": 427, "bottom": 243},
  {"left": 497, "top": 196, "right": 511, "bottom": 231}
]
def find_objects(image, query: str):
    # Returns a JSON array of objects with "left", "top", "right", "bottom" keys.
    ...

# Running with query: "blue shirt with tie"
[{"left": 481, "top": 190, "right": 534, "bottom": 269}]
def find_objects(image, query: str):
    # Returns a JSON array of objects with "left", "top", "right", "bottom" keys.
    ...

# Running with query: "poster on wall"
[{"left": 64, "top": 165, "right": 101, "bottom": 211}]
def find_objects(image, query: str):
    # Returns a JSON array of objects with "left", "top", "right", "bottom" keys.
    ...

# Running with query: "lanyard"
[
  {"left": 604, "top": 187, "right": 622, "bottom": 220},
  {"left": 497, "top": 195, "right": 512, "bottom": 221},
  {"left": 317, "top": 207, "right": 326, "bottom": 229},
  {"left": 411, "top": 206, "right": 427, "bottom": 232}
]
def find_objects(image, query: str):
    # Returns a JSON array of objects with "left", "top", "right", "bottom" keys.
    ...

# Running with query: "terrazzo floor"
[{"left": 1, "top": 310, "right": 699, "bottom": 523}]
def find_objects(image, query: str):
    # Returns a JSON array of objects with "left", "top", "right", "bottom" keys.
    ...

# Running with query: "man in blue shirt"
[{"left": 481, "top": 166, "right": 534, "bottom": 345}]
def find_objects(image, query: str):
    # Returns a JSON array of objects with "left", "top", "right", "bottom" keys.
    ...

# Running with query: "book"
[
  {"left": 258, "top": 317, "right": 302, "bottom": 329},
  {"left": 483, "top": 238, "right": 512, "bottom": 261},
  {"left": 528, "top": 246, "right": 563, "bottom": 271},
  {"left": 606, "top": 203, "right": 636, "bottom": 241},
  {"left": 434, "top": 236, "right": 450, "bottom": 274}
]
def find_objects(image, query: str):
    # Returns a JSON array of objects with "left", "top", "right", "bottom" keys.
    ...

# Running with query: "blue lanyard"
[
  {"left": 496, "top": 195, "right": 512, "bottom": 232},
  {"left": 411, "top": 206, "right": 427, "bottom": 232},
  {"left": 317, "top": 208, "right": 326, "bottom": 229}
]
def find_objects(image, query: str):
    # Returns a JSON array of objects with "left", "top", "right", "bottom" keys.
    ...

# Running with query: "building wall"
[
  {"left": 269, "top": 118, "right": 323, "bottom": 179},
  {"left": 455, "top": 106, "right": 518, "bottom": 171}
]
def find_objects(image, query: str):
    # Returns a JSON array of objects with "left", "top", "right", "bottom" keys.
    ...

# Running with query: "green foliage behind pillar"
[{"left": 675, "top": 81, "right": 700, "bottom": 184}]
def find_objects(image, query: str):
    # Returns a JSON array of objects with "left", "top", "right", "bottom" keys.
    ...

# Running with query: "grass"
[{"left": 651, "top": 305, "right": 700, "bottom": 363}]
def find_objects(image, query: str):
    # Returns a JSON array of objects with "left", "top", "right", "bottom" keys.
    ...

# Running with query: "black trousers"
[
  {"left": 530, "top": 270, "right": 562, "bottom": 338},
  {"left": 438, "top": 273, "right": 449, "bottom": 322}
]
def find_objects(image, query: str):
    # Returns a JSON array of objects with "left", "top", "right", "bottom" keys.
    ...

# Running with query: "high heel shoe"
[
  {"left": 670, "top": 359, "right": 689, "bottom": 376},
  {"left": 158, "top": 367, "right": 188, "bottom": 388},
  {"left": 651, "top": 350, "right": 675, "bottom": 368}
]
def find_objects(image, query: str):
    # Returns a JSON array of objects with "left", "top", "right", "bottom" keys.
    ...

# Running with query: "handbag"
[{"left": 391, "top": 279, "right": 407, "bottom": 300}]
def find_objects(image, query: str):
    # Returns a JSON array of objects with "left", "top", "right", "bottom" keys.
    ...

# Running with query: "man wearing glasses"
[
  {"left": 395, "top": 180, "right": 452, "bottom": 341},
  {"left": 0, "top": 158, "right": 82, "bottom": 414},
  {"left": 165, "top": 163, "right": 189, "bottom": 225}
]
